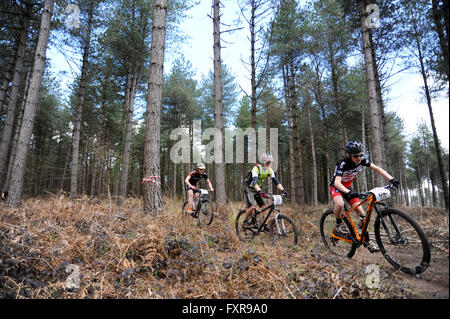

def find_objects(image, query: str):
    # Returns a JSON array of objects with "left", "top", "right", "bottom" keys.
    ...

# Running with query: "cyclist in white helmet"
[
  {"left": 185, "top": 163, "right": 214, "bottom": 212},
  {"left": 242, "top": 153, "right": 288, "bottom": 230}
]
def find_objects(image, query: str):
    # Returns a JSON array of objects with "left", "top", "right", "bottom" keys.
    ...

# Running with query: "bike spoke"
[{"left": 375, "top": 209, "right": 430, "bottom": 275}]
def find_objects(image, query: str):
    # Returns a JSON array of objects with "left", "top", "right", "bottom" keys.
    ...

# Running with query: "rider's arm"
[
  {"left": 185, "top": 174, "right": 194, "bottom": 189},
  {"left": 333, "top": 176, "right": 351, "bottom": 194},
  {"left": 250, "top": 166, "right": 259, "bottom": 190},
  {"left": 369, "top": 163, "right": 393, "bottom": 181},
  {"left": 270, "top": 170, "right": 283, "bottom": 191},
  {"left": 206, "top": 178, "right": 214, "bottom": 191}
]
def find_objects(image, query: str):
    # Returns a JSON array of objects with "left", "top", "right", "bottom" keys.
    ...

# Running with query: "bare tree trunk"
[
  {"left": 305, "top": 94, "right": 317, "bottom": 205},
  {"left": 360, "top": 103, "right": 368, "bottom": 191},
  {"left": 311, "top": 68, "right": 331, "bottom": 203},
  {"left": 416, "top": 167, "right": 425, "bottom": 206},
  {"left": 90, "top": 81, "right": 107, "bottom": 197},
  {"left": 6, "top": 0, "right": 54, "bottom": 207},
  {"left": 431, "top": 0, "right": 449, "bottom": 79},
  {"left": 288, "top": 60, "right": 304, "bottom": 205},
  {"left": 412, "top": 15, "right": 449, "bottom": 211},
  {"left": 70, "top": 0, "right": 94, "bottom": 199},
  {"left": 3, "top": 69, "right": 30, "bottom": 195},
  {"left": 118, "top": 62, "right": 142, "bottom": 205},
  {"left": 0, "top": 43, "right": 17, "bottom": 113},
  {"left": 0, "top": 0, "right": 32, "bottom": 186},
  {"left": 213, "top": 0, "right": 226, "bottom": 208},
  {"left": 282, "top": 64, "right": 296, "bottom": 202},
  {"left": 357, "top": 0, "right": 384, "bottom": 187},
  {"left": 143, "top": 0, "right": 167, "bottom": 214}
]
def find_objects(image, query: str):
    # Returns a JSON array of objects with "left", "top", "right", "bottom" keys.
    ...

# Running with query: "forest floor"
[{"left": 0, "top": 195, "right": 448, "bottom": 299}]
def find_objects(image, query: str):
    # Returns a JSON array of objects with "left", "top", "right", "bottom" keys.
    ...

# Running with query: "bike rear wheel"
[
  {"left": 198, "top": 200, "right": 214, "bottom": 226},
  {"left": 269, "top": 214, "right": 297, "bottom": 248},
  {"left": 235, "top": 209, "right": 258, "bottom": 241},
  {"left": 374, "top": 208, "right": 431, "bottom": 275},
  {"left": 319, "top": 209, "right": 357, "bottom": 258}
]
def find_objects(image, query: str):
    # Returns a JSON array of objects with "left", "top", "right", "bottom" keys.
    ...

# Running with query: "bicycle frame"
[
  {"left": 252, "top": 203, "right": 278, "bottom": 234},
  {"left": 192, "top": 190, "right": 209, "bottom": 217},
  {"left": 332, "top": 194, "right": 377, "bottom": 245}
]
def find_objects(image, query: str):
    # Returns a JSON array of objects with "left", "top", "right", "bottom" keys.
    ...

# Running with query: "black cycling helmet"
[{"left": 345, "top": 141, "right": 365, "bottom": 154}]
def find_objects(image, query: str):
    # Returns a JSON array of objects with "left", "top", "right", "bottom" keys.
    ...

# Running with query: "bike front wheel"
[
  {"left": 374, "top": 208, "right": 431, "bottom": 275},
  {"left": 269, "top": 214, "right": 298, "bottom": 248},
  {"left": 319, "top": 209, "right": 357, "bottom": 258},
  {"left": 235, "top": 209, "right": 257, "bottom": 241},
  {"left": 198, "top": 200, "right": 214, "bottom": 226}
]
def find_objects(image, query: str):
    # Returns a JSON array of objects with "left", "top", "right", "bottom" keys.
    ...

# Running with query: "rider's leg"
[
  {"left": 244, "top": 206, "right": 255, "bottom": 220},
  {"left": 332, "top": 195, "right": 345, "bottom": 221},
  {"left": 193, "top": 192, "right": 200, "bottom": 210},
  {"left": 188, "top": 189, "right": 194, "bottom": 211}
]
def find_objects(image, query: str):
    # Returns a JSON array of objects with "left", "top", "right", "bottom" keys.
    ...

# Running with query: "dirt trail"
[{"left": 351, "top": 247, "right": 449, "bottom": 298}]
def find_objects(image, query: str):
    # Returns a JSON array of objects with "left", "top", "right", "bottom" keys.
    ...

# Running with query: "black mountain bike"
[
  {"left": 235, "top": 193, "right": 297, "bottom": 247},
  {"left": 182, "top": 189, "right": 214, "bottom": 226},
  {"left": 319, "top": 183, "right": 431, "bottom": 275}
]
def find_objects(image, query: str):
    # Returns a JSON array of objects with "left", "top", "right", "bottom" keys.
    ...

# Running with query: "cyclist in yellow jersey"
[{"left": 242, "top": 153, "right": 288, "bottom": 230}]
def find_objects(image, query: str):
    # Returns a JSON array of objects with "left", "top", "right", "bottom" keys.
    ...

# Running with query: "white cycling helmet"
[
  {"left": 259, "top": 153, "right": 273, "bottom": 164},
  {"left": 197, "top": 163, "right": 206, "bottom": 170}
]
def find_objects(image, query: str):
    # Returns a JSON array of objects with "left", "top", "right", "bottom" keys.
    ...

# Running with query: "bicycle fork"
[{"left": 274, "top": 212, "right": 287, "bottom": 236}]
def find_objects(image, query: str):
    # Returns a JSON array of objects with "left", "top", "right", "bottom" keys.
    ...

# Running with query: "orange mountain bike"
[{"left": 320, "top": 183, "right": 431, "bottom": 275}]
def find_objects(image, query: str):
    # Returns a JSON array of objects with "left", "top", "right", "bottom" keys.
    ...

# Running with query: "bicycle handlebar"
[
  {"left": 266, "top": 192, "right": 287, "bottom": 200},
  {"left": 358, "top": 183, "right": 397, "bottom": 200}
]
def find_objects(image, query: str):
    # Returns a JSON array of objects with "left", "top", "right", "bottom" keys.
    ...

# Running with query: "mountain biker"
[
  {"left": 185, "top": 163, "right": 214, "bottom": 212},
  {"left": 242, "top": 153, "right": 288, "bottom": 231},
  {"left": 330, "top": 141, "right": 399, "bottom": 253}
]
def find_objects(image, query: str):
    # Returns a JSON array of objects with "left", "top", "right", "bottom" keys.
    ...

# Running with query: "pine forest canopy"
[{"left": 0, "top": 0, "right": 448, "bottom": 211}]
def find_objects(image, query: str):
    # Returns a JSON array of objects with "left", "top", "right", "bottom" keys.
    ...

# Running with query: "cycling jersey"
[
  {"left": 187, "top": 170, "right": 208, "bottom": 188},
  {"left": 330, "top": 157, "right": 371, "bottom": 188},
  {"left": 245, "top": 164, "right": 280, "bottom": 188}
]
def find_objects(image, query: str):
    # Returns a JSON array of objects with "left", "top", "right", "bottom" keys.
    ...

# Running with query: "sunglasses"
[{"left": 352, "top": 154, "right": 364, "bottom": 158}]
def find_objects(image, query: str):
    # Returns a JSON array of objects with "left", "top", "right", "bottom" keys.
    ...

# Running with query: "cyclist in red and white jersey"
[{"left": 330, "top": 141, "right": 399, "bottom": 252}]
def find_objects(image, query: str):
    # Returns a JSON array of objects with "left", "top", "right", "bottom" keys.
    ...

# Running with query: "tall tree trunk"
[
  {"left": 369, "top": 31, "right": 388, "bottom": 170},
  {"left": 305, "top": 94, "right": 318, "bottom": 205},
  {"left": 416, "top": 167, "right": 425, "bottom": 206},
  {"left": 213, "top": 0, "right": 226, "bottom": 208},
  {"left": 413, "top": 17, "right": 449, "bottom": 211},
  {"left": 143, "top": 0, "right": 167, "bottom": 214},
  {"left": 118, "top": 63, "right": 141, "bottom": 205},
  {"left": 330, "top": 60, "right": 344, "bottom": 155},
  {"left": 90, "top": 81, "right": 107, "bottom": 197},
  {"left": 70, "top": 0, "right": 94, "bottom": 199},
  {"left": 6, "top": 0, "right": 54, "bottom": 207},
  {"left": 0, "top": 42, "right": 18, "bottom": 113},
  {"left": 312, "top": 69, "right": 331, "bottom": 203},
  {"left": 249, "top": 0, "right": 258, "bottom": 158},
  {"left": 3, "top": 69, "right": 30, "bottom": 195},
  {"left": 357, "top": 0, "right": 384, "bottom": 187},
  {"left": 360, "top": 103, "right": 368, "bottom": 191},
  {"left": 431, "top": 0, "right": 449, "bottom": 79},
  {"left": 0, "top": 0, "right": 32, "bottom": 186},
  {"left": 282, "top": 64, "right": 296, "bottom": 202},
  {"left": 288, "top": 59, "right": 304, "bottom": 205}
]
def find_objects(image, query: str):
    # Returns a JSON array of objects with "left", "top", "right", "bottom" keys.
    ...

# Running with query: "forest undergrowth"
[{"left": 0, "top": 195, "right": 448, "bottom": 299}]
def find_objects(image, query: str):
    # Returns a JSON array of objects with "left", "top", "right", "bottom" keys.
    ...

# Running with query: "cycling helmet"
[
  {"left": 345, "top": 141, "right": 365, "bottom": 154},
  {"left": 197, "top": 163, "right": 206, "bottom": 170},
  {"left": 259, "top": 153, "right": 273, "bottom": 164}
]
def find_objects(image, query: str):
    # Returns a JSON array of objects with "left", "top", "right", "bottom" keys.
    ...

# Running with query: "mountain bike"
[
  {"left": 235, "top": 193, "right": 297, "bottom": 247},
  {"left": 319, "top": 183, "right": 431, "bottom": 275},
  {"left": 181, "top": 189, "right": 214, "bottom": 226}
]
